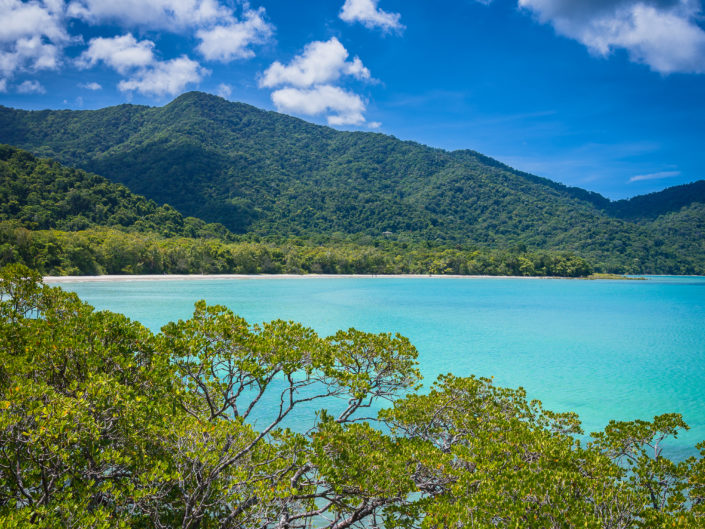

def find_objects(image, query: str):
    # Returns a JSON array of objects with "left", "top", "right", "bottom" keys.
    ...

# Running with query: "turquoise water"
[{"left": 49, "top": 276, "right": 705, "bottom": 458}]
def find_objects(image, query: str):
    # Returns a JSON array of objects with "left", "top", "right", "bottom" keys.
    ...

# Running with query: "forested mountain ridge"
[
  {"left": 0, "top": 144, "right": 231, "bottom": 239},
  {"left": 610, "top": 180, "right": 705, "bottom": 221},
  {"left": 0, "top": 145, "right": 594, "bottom": 277},
  {"left": 0, "top": 91, "right": 703, "bottom": 273}
]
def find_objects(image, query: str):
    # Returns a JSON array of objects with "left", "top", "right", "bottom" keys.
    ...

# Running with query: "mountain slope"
[
  {"left": 0, "top": 145, "right": 595, "bottom": 278},
  {"left": 0, "top": 144, "right": 231, "bottom": 239},
  {"left": 0, "top": 92, "right": 702, "bottom": 273},
  {"left": 610, "top": 180, "right": 705, "bottom": 221}
]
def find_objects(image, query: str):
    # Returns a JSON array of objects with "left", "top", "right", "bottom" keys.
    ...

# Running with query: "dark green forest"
[
  {"left": 0, "top": 144, "right": 230, "bottom": 239},
  {"left": 0, "top": 145, "right": 591, "bottom": 277},
  {"left": 0, "top": 92, "right": 703, "bottom": 274},
  {"left": 1, "top": 264, "right": 704, "bottom": 528}
]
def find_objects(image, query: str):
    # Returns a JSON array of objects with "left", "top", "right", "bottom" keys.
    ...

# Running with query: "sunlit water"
[{"left": 48, "top": 275, "right": 705, "bottom": 459}]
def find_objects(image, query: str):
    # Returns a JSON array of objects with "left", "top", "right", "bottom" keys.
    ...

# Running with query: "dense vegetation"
[
  {"left": 0, "top": 223, "right": 593, "bottom": 277},
  {"left": 0, "top": 145, "right": 595, "bottom": 277},
  {"left": 0, "top": 92, "right": 703, "bottom": 274},
  {"left": 1, "top": 264, "right": 704, "bottom": 528},
  {"left": 610, "top": 180, "right": 705, "bottom": 221},
  {"left": 0, "top": 145, "right": 230, "bottom": 239}
]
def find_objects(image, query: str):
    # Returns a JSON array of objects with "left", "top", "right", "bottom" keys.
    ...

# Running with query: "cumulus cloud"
[
  {"left": 79, "top": 81, "right": 102, "bottom": 90},
  {"left": 215, "top": 83, "right": 231, "bottom": 98},
  {"left": 0, "top": 0, "right": 273, "bottom": 98},
  {"left": 0, "top": 79, "right": 7, "bottom": 92},
  {"left": 0, "top": 0, "right": 68, "bottom": 44},
  {"left": 67, "top": 4, "right": 271, "bottom": 98},
  {"left": 518, "top": 0, "right": 705, "bottom": 74},
  {"left": 0, "top": 36, "right": 62, "bottom": 76},
  {"left": 196, "top": 7, "right": 273, "bottom": 62},
  {"left": 629, "top": 170, "right": 680, "bottom": 182},
  {"left": 17, "top": 79, "right": 46, "bottom": 93},
  {"left": 66, "top": 0, "right": 274, "bottom": 62},
  {"left": 66, "top": 0, "right": 231, "bottom": 30},
  {"left": 76, "top": 34, "right": 155, "bottom": 74},
  {"left": 76, "top": 34, "right": 207, "bottom": 97},
  {"left": 0, "top": 1, "right": 68, "bottom": 77},
  {"left": 339, "top": 0, "right": 404, "bottom": 32},
  {"left": 260, "top": 37, "right": 370, "bottom": 88},
  {"left": 260, "top": 37, "right": 374, "bottom": 126},
  {"left": 271, "top": 85, "right": 366, "bottom": 125},
  {"left": 118, "top": 56, "right": 208, "bottom": 96}
]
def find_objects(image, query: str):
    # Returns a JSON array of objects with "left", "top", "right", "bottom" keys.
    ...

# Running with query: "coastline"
[
  {"left": 39, "top": 273, "right": 662, "bottom": 283},
  {"left": 43, "top": 273, "right": 564, "bottom": 283}
]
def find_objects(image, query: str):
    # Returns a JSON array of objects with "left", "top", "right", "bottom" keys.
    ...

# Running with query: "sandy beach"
[{"left": 43, "top": 273, "right": 555, "bottom": 283}]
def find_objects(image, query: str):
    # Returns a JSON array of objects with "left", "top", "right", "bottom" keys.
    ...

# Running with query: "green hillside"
[
  {"left": 0, "top": 92, "right": 703, "bottom": 273},
  {"left": 0, "top": 144, "right": 230, "bottom": 239},
  {"left": 0, "top": 145, "right": 593, "bottom": 277},
  {"left": 610, "top": 180, "right": 705, "bottom": 221},
  {"left": 646, "top": 202, "right": 705, "bottom": 262}
]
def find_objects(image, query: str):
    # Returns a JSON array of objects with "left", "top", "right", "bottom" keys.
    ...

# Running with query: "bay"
[{"left": 48, "top": 275, "right": 705, "bottom": 458}]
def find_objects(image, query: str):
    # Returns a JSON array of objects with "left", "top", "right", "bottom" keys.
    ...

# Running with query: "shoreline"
[{"left": 41, "top": 273, "right": 654, "bottom": 283}]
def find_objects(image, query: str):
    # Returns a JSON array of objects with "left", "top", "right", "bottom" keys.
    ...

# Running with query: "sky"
[{"left": 1, "top": 0, "right": 704, "bottom": 199}]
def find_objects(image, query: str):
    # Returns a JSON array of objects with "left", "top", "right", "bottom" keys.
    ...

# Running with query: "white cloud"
[
  {"left": 271, "top": 85, "right": 367, "bottom": 125},
  {"left": 196, "top": 7, "right": 273, "bottom": 62},
  {"left": 17, "top": 80, "right": 46, "bottom": 94},
  {"left": 0, "top": 0, "right": 68, "bottom": 44},
  {"left": 0, "top": 79, "right": 7, "bottom": 92},
  {"left": 76, "top": 34, "right": 209, "bottom": 98},
  {"left": 368, "top": 121, "right": 382, "bottom": 129},
  {"left": 518, "top": 0, "right": 705, "bottom": 74},
  {"left": 260, "top": 37, "right": 370, "bottom": 88},
  {"left": 261, "top": 37, "right": 374, "bottom": 126},
  {"left": 0, "top": 36, "right": 61, "bottom": 76},
  {"left": 215, "top": 82, "right": 231, "bottom": 98},
  {"left": 118, "top": 56, "right": 208, "bottom": 96},
  {"left": 0, "top": 1, "right": 68, "bottom": 77},
  {"left": 76, "top": 34, "right": 155, "bottom": 74},
  {"left": 79, "top": 81, "right": 102, "bottom": 90},
  {"left": 0, "top": 1, "right": 273, "bottom": 86},
  {"left": 66, "top": 0, "right": 231, "bottom": 30},
  {"left": 629, "top": 170, "right": 681, "bottom": 182},
  {"left": 339, "top": 0, "right": 404, "bottom": 32}
]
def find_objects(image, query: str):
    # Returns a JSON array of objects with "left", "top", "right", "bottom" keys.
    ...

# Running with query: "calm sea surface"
[{"left": 48, "top": 276, "right": 705, "bottom": 458}]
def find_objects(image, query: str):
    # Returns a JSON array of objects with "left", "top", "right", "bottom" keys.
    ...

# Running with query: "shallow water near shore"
[{"left": 48, "top": 275, "right": 705, "bottom": 459}]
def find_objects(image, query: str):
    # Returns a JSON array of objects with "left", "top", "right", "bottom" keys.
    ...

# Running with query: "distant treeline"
[{"left": 0, "top": 222, "right": 593, "bottom": 277}]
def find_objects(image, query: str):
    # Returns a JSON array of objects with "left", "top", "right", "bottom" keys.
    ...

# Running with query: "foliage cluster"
[
  {"left": 0, "top": 145, "right": 231, "bottom": 240},
  {"left": 0, "top": 93, "right": 703, "bottom": 274},
  {"left": 1, "top": 263, "right": 704, "bottom": 528},
  {"left": 610, "top": 181, "right": 705, "bottom": 221},
  {"left": 0, "top": 223, "right": 594, "bottom": 277}
]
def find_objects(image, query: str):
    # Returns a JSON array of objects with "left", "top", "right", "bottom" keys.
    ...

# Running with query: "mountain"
[
  {"left": 0, "top": 91, "right": 702, "bottom": 274},
  {"left": 0, "top": 144, "right": 231, "bottom": 239},
  {"left": 610, "top": 180, "right": 705, "bottom": 221},
  {"left": 0, "top": 145, "right": 595, "bottom": 278}
]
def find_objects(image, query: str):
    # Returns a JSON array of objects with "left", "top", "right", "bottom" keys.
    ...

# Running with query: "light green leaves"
[{"left": 1, "top": 264, "right": 704, "bottom": 529}]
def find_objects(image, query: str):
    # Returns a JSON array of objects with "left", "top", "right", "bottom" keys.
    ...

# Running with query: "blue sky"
[{"left": 1, "top": 0, "right": 704, "bottom": 199}]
